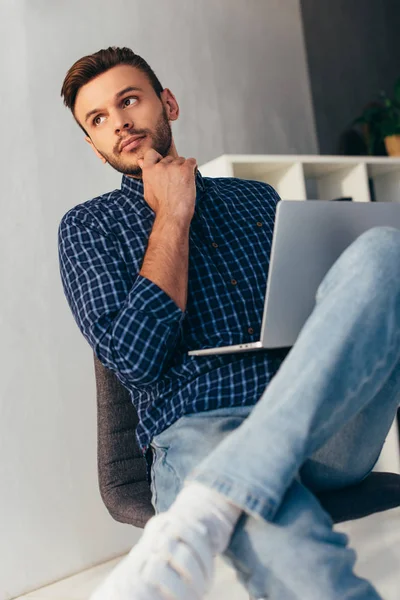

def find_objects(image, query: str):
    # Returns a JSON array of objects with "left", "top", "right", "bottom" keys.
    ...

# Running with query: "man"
[{"left": 58, "top": 46, "right": 400, "bottom": 600}]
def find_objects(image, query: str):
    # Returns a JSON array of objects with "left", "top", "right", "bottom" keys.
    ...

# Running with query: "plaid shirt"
[{"left": 58, "top": 171, "right": 290, "bottom": 454}]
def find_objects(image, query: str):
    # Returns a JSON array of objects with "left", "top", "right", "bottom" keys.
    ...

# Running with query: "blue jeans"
[{"left": 150, "top": 226, "right": 400, "bottom": 600}]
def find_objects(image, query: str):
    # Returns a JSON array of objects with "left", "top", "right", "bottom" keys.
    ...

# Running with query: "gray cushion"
[
  {"left": 93, "top": 353, "right": 400, "bottom": 527},
  {"left": 94, "top": 353, "right": 154, "bottom": 527}
]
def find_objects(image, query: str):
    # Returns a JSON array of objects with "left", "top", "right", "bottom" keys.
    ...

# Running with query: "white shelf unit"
[
  {"left": 199, "top": 154, "right": 400, "bottom": 474},
  {"left": 199, "top": 155, "right": 400, "bottom": 204}
]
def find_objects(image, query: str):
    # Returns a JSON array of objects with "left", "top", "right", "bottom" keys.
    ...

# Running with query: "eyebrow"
[{"left": 84, "top": 86, "right": 143, "bottom": 123}]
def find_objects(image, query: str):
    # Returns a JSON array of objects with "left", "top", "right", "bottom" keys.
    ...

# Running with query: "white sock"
[
  {"left": 169, "top": 481, "right": 242, "bottom": 554},
  {"left": 90, "top": 483, "right": 242, "bottom": 600}
]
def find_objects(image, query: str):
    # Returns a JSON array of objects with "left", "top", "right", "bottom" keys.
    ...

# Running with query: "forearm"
[{"left": 140, "top": 213, "right": 190, "bottom": 312}]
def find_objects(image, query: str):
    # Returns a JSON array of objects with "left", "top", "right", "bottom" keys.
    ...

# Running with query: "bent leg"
[
  {"left": 147, "top": 228, "right": 400, "bottom": 599},
  {"left": 150, "top": 409, "right": 382, "bottom": 600},
  {"left": 187, "top": 227, "right": 400, "bottom": 521}
]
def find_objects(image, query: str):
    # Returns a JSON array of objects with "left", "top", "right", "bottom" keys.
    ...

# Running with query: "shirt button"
[
  {"left": 248, "top": 327, "right": 254, "bottom": 335},
  {"left": 257, "top": 221, "right": 263, "bottom": 227},
  {"left": 231, "top": 279, "right": 237, "bottom": 286},
  {"left": 212, "top": 242, "right": 219, "bottom": 248}
]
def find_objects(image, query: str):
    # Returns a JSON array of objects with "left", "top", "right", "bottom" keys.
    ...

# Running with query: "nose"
[{"left": 113, "top": 109, "right": 133, "bottom": 133}]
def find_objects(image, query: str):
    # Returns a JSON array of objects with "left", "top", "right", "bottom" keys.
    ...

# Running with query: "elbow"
[
  {"left": 95, "top": 342, "right": 165, "bottom": 387},
  {"left": 94, "top": 322, "right": 174, "bottom": 387},
  {"left": 121, "top": 359, "right": 165, "bottom": 387}
]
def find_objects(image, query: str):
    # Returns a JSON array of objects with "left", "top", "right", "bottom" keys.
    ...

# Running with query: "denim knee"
[
  {"left": 355, "top": 226, "right": 400, "bottom": 264},
  {"left": 349, "top": 226, "right": 400, "bottom": 289},
  {"left": 316, "top": 225, "right": 400, "bottom": 303}
]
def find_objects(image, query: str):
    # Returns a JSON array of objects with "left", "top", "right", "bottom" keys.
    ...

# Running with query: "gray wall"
[
  {"left": 301, "top": 0, "right": 400, "bottom": 154},
  {"left": 1, "top": 1, "right": 317, "bottom": 597},
  {"left": 199, "top": 0, "right": 318, "bottom": 158}
]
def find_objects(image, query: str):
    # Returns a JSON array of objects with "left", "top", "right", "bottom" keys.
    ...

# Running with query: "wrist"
[{"left": 154, "top": 211, "right": 192, "bottom": 234}]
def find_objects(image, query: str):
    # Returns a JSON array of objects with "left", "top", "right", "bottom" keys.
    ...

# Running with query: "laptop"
[{"left": 188, "top": 199, "right": 400, "bottom": 356}]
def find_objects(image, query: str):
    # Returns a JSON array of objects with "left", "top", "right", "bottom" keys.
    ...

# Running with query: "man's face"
[{"left": 74, "top": 65, "right": 178, "bottom": 177}]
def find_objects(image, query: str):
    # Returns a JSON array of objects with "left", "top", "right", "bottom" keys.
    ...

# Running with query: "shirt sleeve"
[
  {"left": 262, "top": 181, "right": 281, "bottom": 205},
  {"left": 58, "top": 209, "right": 186, "bottom": 386}
]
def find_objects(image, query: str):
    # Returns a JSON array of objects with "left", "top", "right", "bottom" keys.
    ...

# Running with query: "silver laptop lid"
[{"left": 260, "top": 200, "right": 400, "bottom": 349}]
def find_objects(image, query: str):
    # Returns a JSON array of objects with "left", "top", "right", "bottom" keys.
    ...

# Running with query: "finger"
[
  {"left": 186, "top": 158, "right": 198, "bottom": 174},
  {"left": 160, "top": 156, "right": 175, "bottom": 164},
  {"left": 138, "top": 148, "right": 163, "bottom": 169},
  {"left": 182, "top": 159, "right": 197, "bottom": 176}
]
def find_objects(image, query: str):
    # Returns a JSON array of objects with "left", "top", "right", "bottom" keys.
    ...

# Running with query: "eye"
[
  {"left": 93, "top": 115, "right": 105, "bottom": 126},
  {"left": 92, "top": 97, "right": 138, "bottom": 126},
  {"left": 123, "top": 96, "right": 138, "bottom": 107}
]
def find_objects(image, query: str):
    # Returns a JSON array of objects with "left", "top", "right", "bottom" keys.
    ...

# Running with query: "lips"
[{"left": 120, "top": 135, "right": 146, "bottom": 152}]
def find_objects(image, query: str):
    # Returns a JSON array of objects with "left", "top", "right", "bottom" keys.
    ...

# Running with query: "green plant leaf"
[{"left": 351, "top": 83, "right": 400, "bottom": 152}]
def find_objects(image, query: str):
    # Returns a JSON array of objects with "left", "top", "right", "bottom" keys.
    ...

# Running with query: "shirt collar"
[{"left": 120, "top": 168, "right": 206, "bottom": 212}]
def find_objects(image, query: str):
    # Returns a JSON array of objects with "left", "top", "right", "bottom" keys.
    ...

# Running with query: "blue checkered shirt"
[{"left": 58, "top": 171, "right": 290, "bottom": 454}]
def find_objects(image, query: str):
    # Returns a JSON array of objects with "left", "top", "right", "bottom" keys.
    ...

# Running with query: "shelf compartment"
[
  {"left": 232, "top": 161, "right": 306, "bottom": 200},
  {"left": 302, "top": 162, "right": 370, "bottom": 202},
  {"left": 366, "top": 164, "right": 400, "bottom": 203}
]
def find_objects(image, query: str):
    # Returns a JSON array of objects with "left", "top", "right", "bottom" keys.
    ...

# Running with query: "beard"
[{"left": 94, "top": 105, "right": 172, "bottom": 178}]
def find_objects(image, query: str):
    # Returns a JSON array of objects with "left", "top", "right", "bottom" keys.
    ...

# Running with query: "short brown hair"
[{"left": 60, "top": 46, "right": 164, "bottom": 136}]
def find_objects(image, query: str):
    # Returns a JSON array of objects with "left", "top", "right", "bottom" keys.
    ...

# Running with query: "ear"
[
  {"left": 85, "top": 136, "right": 107, "bottom": 164},
  {"left": 161, "top": 88, "right": 179, "bottom": 122}
]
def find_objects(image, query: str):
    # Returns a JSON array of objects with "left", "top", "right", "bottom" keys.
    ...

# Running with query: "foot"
[
  {"left": 90, "top": 512, "right": 215, "bottom": 600},
  {"left": 90, "top": 482, "right": 242, "bottom": 600}
]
